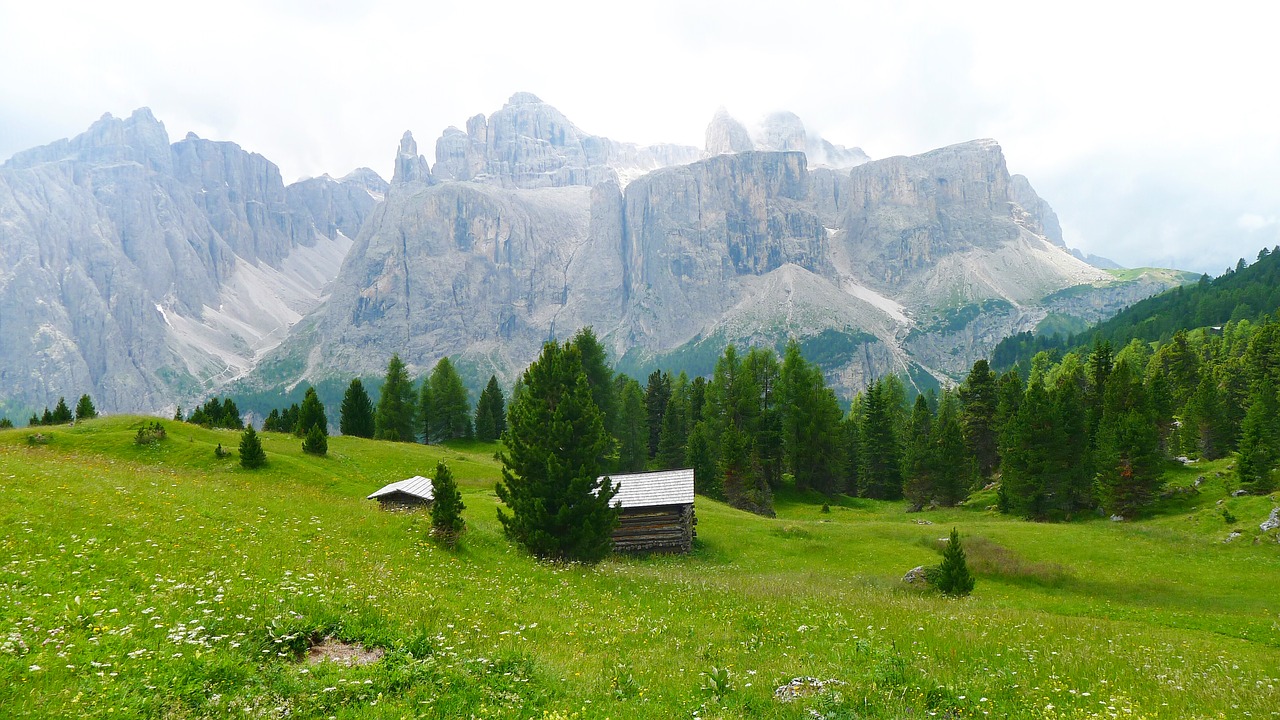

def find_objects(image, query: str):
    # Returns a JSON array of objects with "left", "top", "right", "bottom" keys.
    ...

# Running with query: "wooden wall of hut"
[{"left": 612, "top": 504, "right": 696, "bottom": 553}]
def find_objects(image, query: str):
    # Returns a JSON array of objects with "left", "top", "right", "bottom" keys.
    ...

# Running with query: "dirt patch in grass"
[{"left": 306, "top": 637, "right": 385, "bottom": 666}]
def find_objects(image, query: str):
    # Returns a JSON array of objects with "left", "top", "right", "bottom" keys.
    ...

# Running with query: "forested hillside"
[{"left": 993, "top": 246, "right": 1280, "bottom": 370}]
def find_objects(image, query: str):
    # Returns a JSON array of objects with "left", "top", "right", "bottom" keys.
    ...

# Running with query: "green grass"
[{"left": 3, "top": 417, "right": 1279, "bottom": 718}]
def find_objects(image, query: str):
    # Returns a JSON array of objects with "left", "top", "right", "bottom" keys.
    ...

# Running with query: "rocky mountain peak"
[
  {"left": 705, "top": 108, "right": 754, "bottom": 155},
  {"left": 392, "top": 130, "right": 432, "bottom": 185},
  {"left": 758, "top": 111, "right": 807, "bottom": 152},
  {"left": 507, "top": 91, "right": 544, "bottom": 105}
]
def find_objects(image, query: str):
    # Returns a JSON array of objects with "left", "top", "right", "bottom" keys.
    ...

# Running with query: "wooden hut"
[
  {"left": 367, "top": 476, "right": 434, "bottom": 510},
  {"left": 601, "top": 468, "right": 696, "bottom": 553}
]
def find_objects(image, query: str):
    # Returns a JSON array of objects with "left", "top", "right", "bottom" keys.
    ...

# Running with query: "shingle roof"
[
  {"left": 601, "top": 468, "right": 695, "bottom": 509},
  {"left": 367, "top": 476, "right": 435, "bottom": 501}
]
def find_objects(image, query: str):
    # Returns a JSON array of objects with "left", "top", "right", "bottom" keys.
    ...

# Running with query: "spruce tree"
[
  {"left": 263, "top": 409, "right": 282, "bottom": 432},
  {"left": 616, "top": 378, "right": 649, "bottom": 472},
  {"left": 933, "top": 390, "right": 970, "bottom": 506},
  {"left": 0, "top": 418, "right": 12, "bottom": 429},
  {"left": 902, "top": 394, "right": 935, "bottom": 509},
  {"left": 686, "top": 420, "right": 719, "bottom": 498},
  {"left": 429, "top": 357, "right": 472, "bottom": 441},
  {"left": 375, "top": 354, "right": 417, "bottom": 442},
  {"left": 934, "top": 527, "right": 975, "bottom": 596},
  {"left": 302, "top": 424, "right": 328, "bottom": 456},
  {"left": 220, "top": 398, "right": 244, "bottom": 429},
  {"left": 430, "top": 460, "right": 466, "bottom": 547},
  {"left": 780, "top": 341, "right": 843, "bottom": 494},
  {"left": 41, "top": 408, "right": 53, "bottom": 425},
  {"left": 1236, "top": 378, "right": 1278, "bottom": 493},
  {"left": 858, "top": 379, "right": 903, "bottom": 500},
  {"left": 339, "top": 378, "right": 375, "bottom": 438},
  {"left": 52, "top": 397, "right": 72, "bottom": 424},
  {"left": 645, "top": 370, "right": 672, "bottom": 458},
  {"left": 1095, "top": 359, "right": 1164, "bottom": 517},
  {"left": 28, "top": 413, "right": 40, "bottom": 427},
  {"left": 239, "top": 426, "right": 267, "bottom": 469},
  {"left": 295, "top": 387, "right": 328, "bottom": 437},
  {"left": 74, "top": 394, "right": 97, "bottom": 421},
  {"left": 655, "top": 374, "right": 690, "bottom": 470},
  {"left": 418, "top": 381, "right": 433, "bottom": 443},
  {"left": 571, "top": 327, "right": 617, "bottom": 435},
  {"left": 959, "top": 359, "right": 999, "bottom": 478},
  {"left": 496, "top": 340, "right": 617, "bottom": 562},
  {"left": 474, "top": 375, "right": 506, "bottom": 442}
]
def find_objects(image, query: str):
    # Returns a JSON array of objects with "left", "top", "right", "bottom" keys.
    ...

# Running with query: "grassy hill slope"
[{"left": 2, "top": 417, "right": 1278, "bottom": 718}]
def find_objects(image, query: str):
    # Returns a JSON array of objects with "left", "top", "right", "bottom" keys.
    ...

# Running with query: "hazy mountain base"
[{"left": 1, "top": 417, "right": 1277, "bottom": 718}]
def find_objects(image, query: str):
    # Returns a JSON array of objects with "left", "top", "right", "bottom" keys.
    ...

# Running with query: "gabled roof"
[
  {"left": 367, "top": 476, "right": 434, "bottom": 501},
  {"left": 601, "top": 468, "right": 695, "bottom": 509}
]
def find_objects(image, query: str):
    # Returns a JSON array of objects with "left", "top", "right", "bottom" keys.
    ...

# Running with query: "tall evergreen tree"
[
  {"left": 496, "top": 340, "right": 618, "bottom": 562},
  {"left": 902, "top": 394, "right": 935, "bottom": 509},
  {"left": 74, "top": 394, "right": 97, "bottom": 421},
  {"left": 858, "top": 379, "right": 903, "bottom": 500},
  {"left": 430, "top": 460, "right": 466, "bottom": 547},
  {"left": 1000, "top": 377, "right": 1056, "bottom": 519},
  {"left": 645, "top": 370, "right": 672, "bottom": 458},
  {"left": 780, "top": 340, "right": 843, "bottom": 494},
  {"left": 339, "top": 378, "right": 375, "bottom": 438},
  {"left": 1095, "top": 359, "right": 1164, "bottom": 517},
  {"left": 959, "top": 359, "right": 998, "bottom": 478},
  {"left": 655, "top": 373, "right": 690, "bottom": 470},
  {"left": 474, "top": 375, "right": 506, "bottom": 442},
  {"left": 51, "top": 397, "right": 72, "bottom": 424},
  {"left": 239, "top": 426, "right": 267, "bottom": 469},
  {"left": 1236, "top": 378, "right": 1279, "bottom": 493},
  {"left": 570, "top": 327, "right": 617, "bottom": 435},
  {"left": 933, "top": 390, "right": 970, "bottom": 506},
  {"left": 616, "top": 378, "right": 649, "bottom": 472},
  {"left": 686, "top": 420, "right": 719, "bottom": 498},
  {"left": 295, "top": 387, "right": 328, "bottom": 437},
  {"left": 41, "top": 408, "right": 53, "bottom": 425},
  {"left": 707, "top": 345, "right": 773, "bottom": 514},
  {"left": 429, "top": 357, "right": 472, "bottom": 441},
  {"left": 418, "top": 381, "right": 433, "bottom": 444},
  {"left": 375, "top": 354, "right": 417, "bottom": 442},
  {"left": 744, "top": 347, "right": 783, "bottom": 490}
]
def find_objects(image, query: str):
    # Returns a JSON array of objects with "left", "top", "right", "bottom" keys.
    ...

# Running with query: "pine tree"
[
  {"left": 263, "top": 409, "right": 283, "bottom": 432},
  {"left": 375, "top": 354, "right": 417, "bottom": 442},
  {"left": 616, "top": 378, "right": 649, "bottom": 472},
  {"left": 41, "top": 408, "right": 53, "bottom": 426},
  {"left": 474, "top": 375, "right": 506, "bottom": 442},
  {"left": 74, "top": 394, "right": 97, "bottom": 421},
  {"left": 430, "top": 460, "right": 466, "bottom": 547},
  {"left": 418, "top": 381, "right": 433, "bottom": 443},
  {"left": 1001, "top": 377, "right": 1055, "bottom": 519},
  {"left": 780, "top": 340, "right": 843, "bottom": 494},
  {"left": 933, "top": 527, "right": 975, "bottom": 596},
  {"left": 429, "top": 357, "right": 472, "bottom": 441},
  {"left": 52, "top": 397, "right": 72, "bottom": 424},
  {"left": 302, "top": 423, "right": 328, "bottom": 456},
  {"left": 239, "top": 426, "right": 267, "bottom": 469},
  {"left": 295, "top": 387, "right": 328, "bottom": 437},
  {"left": 28, "top": 413, "right": 40, "bottom": 427},
  {"left": 220, "top": 398, "right": 244, "bottom": 429},
  {"left": 496, "top": 340, "right": 618, "bottom": 562},
  {"left": 335, "top": 378, "right": 373, "bottom": 438},
  {"left": 0, "top": 418, "right": 13, "bottom": 429}
]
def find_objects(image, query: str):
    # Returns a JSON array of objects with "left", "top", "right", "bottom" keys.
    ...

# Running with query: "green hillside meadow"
[{"left": 2, "top": 417, "right": 1278, "bottom": 719}]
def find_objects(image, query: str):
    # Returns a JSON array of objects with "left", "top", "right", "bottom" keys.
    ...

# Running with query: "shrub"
[
  {"left": 134, "top": 422, "right": 167, "bottom": 445},
  {"left": 933, "top": 527, "right": 975, "bottom": 596},
  {"left": 302, "top": 424, "right": 328, "bottom": 456}
]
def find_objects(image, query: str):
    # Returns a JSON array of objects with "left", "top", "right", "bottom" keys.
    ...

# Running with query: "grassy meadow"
[{"left": 1, "top": 416, "right": 1278, "bottom": 719}]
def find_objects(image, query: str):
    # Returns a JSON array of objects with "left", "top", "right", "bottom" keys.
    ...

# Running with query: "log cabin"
[
  {"left": 367, "top": 476, "right": 434, "bottom": 510},
  {"left": 602, "top": 468, "right": 696, "bottom": 553}
]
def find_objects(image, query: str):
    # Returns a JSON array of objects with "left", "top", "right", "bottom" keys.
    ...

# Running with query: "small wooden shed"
[
  {"left": 367, "top": 476, "right": 434, "bottom": 510},
  {"left": 602, "top": 468, "right": 696, "bottom": 553}
]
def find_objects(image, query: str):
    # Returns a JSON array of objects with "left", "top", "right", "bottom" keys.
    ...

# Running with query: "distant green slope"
[
  {"left": 994, "top": 247, "right": 1280, "bottom": 370},
  {"left": 2, "top": 416, "right": 1278, "bottom": 718}
]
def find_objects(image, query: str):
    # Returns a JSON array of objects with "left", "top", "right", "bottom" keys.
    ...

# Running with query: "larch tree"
[
  {"left": 616, "top": 378, "right": 649, "bottom": 472},
  {"left": 74, "top": 394, "right": 97, "bottom": 421},
  {"left": 474, "top": 375, "right": 506, "bottom": 442},
  {"left": 429, "top": 357, "right": 472, "bottom": 441}
]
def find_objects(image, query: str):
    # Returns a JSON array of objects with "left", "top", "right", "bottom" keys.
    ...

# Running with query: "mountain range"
[{"left": 0, "top": 95, "right": 1192, "bottom": 417}]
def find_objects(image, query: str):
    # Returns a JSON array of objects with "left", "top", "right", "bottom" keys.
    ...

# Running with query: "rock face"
[
  {"left": 1009, "top": 174, "right": 1064, "bottom": 246},
  {"left": 247, "top": 113, "right": 1142, "bottom": 399},
  {"left": 705, "top": 108, "right": 871, "bottom": 169},
  {"left": 0, "top": 109, "right": 385, "bottom": 414},
  {"left": 430, "top": 92, "right": 700, "bottom": 190}
]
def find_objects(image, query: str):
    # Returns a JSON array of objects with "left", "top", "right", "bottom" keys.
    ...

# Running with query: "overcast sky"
[{"left": 2, "top": 0, "right": 1277, "bottom": 275}]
